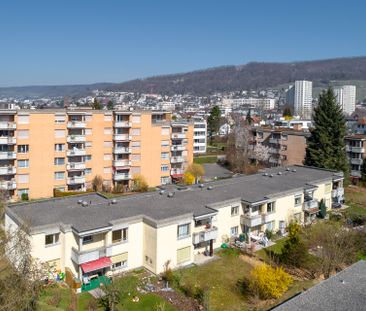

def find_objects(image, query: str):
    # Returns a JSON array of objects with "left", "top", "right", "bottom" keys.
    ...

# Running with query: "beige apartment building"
[
  {"left": 5, "top": 166, "right": 344, "bottom": 292},
  {"left": 250, "top": 127, "right": 309, "bottom": 166},
  {"left": 0, "top": 109, "right": 193, "bottom": 200}
]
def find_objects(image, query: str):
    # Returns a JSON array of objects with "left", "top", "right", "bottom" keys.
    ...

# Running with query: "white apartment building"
[
  {"left": 334, "top": 85, "right": 356, "bottom": 115},
  {"left": 193, "top": 119, "right": 207, "bottom": 154},
  {"left": 287, "top": 81, "right": 313, "bottom": 119}
]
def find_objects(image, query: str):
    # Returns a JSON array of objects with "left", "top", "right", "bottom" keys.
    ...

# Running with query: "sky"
[{"left": 1, "top": 0, "right": 366, "bottom": 87}]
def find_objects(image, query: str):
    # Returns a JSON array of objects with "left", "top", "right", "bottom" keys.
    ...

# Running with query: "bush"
[
  {"left": 21, "top": 192, "right": 29, "bottom": 201},
  {"left": 92, "top": 175, "right": 103, "bottom": 192},
  {"left": 248, "top": 264, "right": 292, "bottom": 299},
  {"left": 184, "top": 172, "right": 195, "bottom": 185},
  {"left": 265, "top": 229, "right": 274, "bottom": 240},
  {"left": 131, "top": 174, "right": 148, "bottom": 192}
]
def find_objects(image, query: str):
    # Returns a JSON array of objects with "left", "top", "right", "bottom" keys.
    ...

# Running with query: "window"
[
  {"left": 85, "top": 141, "right": 92, "bottom": 148},
  {"left": 112, "top": 228, "right": 128, "bottom": 243},
  {"left": 55, "top": 115, "right": 66, "bottom": 123},
  {"left": 131, "top": 128, "right": 141, "bottom": 136},
  {"left": 161, "top": 152, "right": 169, "bottom": 160},
  {"left": 104, "top": 127, "right": 112, "bottom": 135},
  {"left": 17, "top": 188, "right": 29, "bottom": 198},
  {"left": 85, "top": 155, "right": 92, "bottom": 161},
  {"left": 161, "top": 140, "right": 169, "bottom": 147},
  {"left": 131, "top": 141, "right": 140, "bottom": 147},
  {"left": 131, "top": 154, "right": 141, "bottom": 161},
  {"left": 55, "top": 144, "right": 65, "bottom": 152},
  {"left": 230, "top": 226, "right": 239, "bottom": 236},
  {"left": 132, "top": 115, "right": 141, "bottom": 123},
  {"left": 104, "top": 141, "right": 112, "bottom": 148},
  {"left": 177, "top": 223, "right": 190, "bottom": 239},
  {"left": 130, "top": 167, "right": 141, "bottom": 174},
  {"left": 161, "top": 176, "right": 170, "bottom": 185},
  {"left": 54, "top": 157, "right": 65, "bottom": 165},
  {"left": 266, "top": 221, "right": 275, "bottom": 231},
  {"left": 161, "top": 165, "right": 169, "bottom": 172},
  {"left": 112, "top": 260, "right": 127, "bottom": 270},
  {"left": 231, "top": 206, "right": 239, "bottom": 216},
  {"left": 85, "top": 168, "right": 92, "bottom": 175},
  {"left": 54, "top": 129, "right": 65, "bottom": 138},
  {"left": 17, "top": 130, "right": 29, "bottom": 139},
  {"left": 85, "top": 115, "right": 92, "bottom": 122},
  {"left": 45, "top": 233, "right": 59, "bottom": 246},
  {"left": 267, "top": 202, "right": 275, "bottom": 213},
  {"left": 104, "top": 114, "right": 112, "bottom": 122},
  {"left": 82, "top": 236, "right": 93, "bottom": 244},
  {"left": 104, "top": 154, "right": 112, "bottom": 161},
  {"left": 85, "top": 129, "right": 92, "bottom": 135},
  {"left": 18, "top": 159, "right": 29, "bottom": 168},
  {"left": 54, "top": 172, "right": 65, "bottom": 180},
  {"left": 104, "top": 167, "right": 112, "bottom": 174},
  {"left": 17, "top": 145, "right": 29, "bottom": 153},
  {"left": 18, "top": 115, "right": 29, "bottom": 124},
  {"left": 294, "top": 195, "right": 302, "bottom": 206},
  {"left": 161, "top": 128, "right": 170, "bottom": 135}
]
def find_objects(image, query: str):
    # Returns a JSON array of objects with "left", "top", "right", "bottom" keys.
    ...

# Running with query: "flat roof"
[
  {"left": 7, "top": 166, "right": 342, "bottom": 233},
  {"left": 272, "top": 260, "right": 366, "bottom": 311}
]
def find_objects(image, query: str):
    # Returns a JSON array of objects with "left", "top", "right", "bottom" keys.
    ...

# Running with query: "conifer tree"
[{"left": 304, "top": 88, "right": 348, "bottom": 174}]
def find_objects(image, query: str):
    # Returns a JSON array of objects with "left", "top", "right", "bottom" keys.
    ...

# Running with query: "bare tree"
[
  {"left": 252, "top": 143, "right": 270, "bottom": 166},
  {"left": 92, "top": 175, "right": 103, "bottom": 192}
]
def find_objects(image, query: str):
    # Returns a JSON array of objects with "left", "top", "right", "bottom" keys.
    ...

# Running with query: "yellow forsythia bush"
[
  {"left": 249, "top": 264, "right": 292, "bottom": 299},
  {"left": 184, "top": 172, "right": 195, "bottom": 185}
]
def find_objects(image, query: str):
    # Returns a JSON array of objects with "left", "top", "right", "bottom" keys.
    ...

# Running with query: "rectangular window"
[
  {"left": 177, "top": 223, "right": 190, "bottom": 239},
  {"left": 230, "top": 226, "right": 239, "bottom": 236},
  {"left": 161, "top": 176, "right": 170, "bottom": 185},
  {"left": 55, "top": 144, "right": 65, "bottom": 152},
  {"left": 85, "top": 155, "right": 92, "bottom": 161},
  {"left": 112, "top": 260, "right": 127, "bottom": 270},
  {"left": 54, "top": 171, "right": 65, "bottom": 180},
  {"left": 85, "top": 141, "right": 92, "bottom": 148},
  {"left": 112, "top": 228, "right": 128, "bottom": 243},
  {"left": 132, "top": 115, "right": 141, "bottom": 123},
  {"left": 85, "top": 115, "right": 92, "bottom": 122},
  {"left": 17, "top": 130, "right": 29, "bottom": 139},
  {"left": 267, "top": 202, "right": 275, "bottom": 213},
  {"left": 161, "top": 152, "right": 169, "bottom": 159},
  {"left": 45, "top": 233, "right": 59, "bottom": 246},
  {"left": 131, "top": 141, "right": 140, "bottom": 147},
  {"left": 104, "top": 128, "right": 112, "bottom": 135},
  {"left": 85, "top": 128, "right": 92, "bottom": 135},
  {"left": 295, "top": 195, "right": 302, "bottom": 206},
  {"left": 161, "top": 165, "right": 169, "bottom": 172},
  {"left": 18, "top": 160, "right": 29, "bottom": 168},
  {"left": 18, "top": 115, "right": 29, "bottom": 124},
  {"left": 231, "top": 206, "right": 239, "bottom": 216},
  {"left": 104, "top": 154, "right": 112, "bottom": 161},
  {"left": 104, "top": 141, "right": 113, "bottom": 148},
  {"left": 161, "top": 140, "right": 169, "bottom": 147},
  {"left": 131, "top": 154, "right": 141, "bottom": 161},
  {"left": 130, "top": 167, "right": 141, "bottom": 175},
  {"left": 82, "top": 236, "right": 93, "bottom": 244},
  {"left": 17, "top": 145, "right": 29, "bottom": 153},
  {"left": 131, "top": 128, "right": 141, "bottom": 136},
  {"left": 55, "top": 115, "right": 66, "bottom": 123},
  {"left": 104, "top": 115, "right": 112, "bottom": 122},
  {"left": 103, "top": 167, "right": 112, "bottom": 174},
  {"left": 54, "top": 157, "right": 65, "bottom": 165},
  {"left": 54, "top": 129, "right": 65, "bottom": 138},
  {"left": 161, "top": 128, "right": 170, "bottom": 135},
  {"left": 85, "top": 168, "right": 92, "bottom": 175}
]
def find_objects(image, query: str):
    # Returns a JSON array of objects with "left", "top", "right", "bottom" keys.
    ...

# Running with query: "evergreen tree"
[
  {"left": 207, "top": 106, "right": 221, "bottom": 144},
  {"left": 246, "top": 109, "right": 253, "bottom": 125},
  {"left": 304, "top": 88, "right": 348, "bottom": 174},
  {"left": 319, "top": 199, "right": 327, "bottom": 218},
  {"left": 92, "top": 99, "right": 102, "bottom": 110},
  {"left": 107, "top": 100, "right": 114, "bottom": 110},
  {"left": 361, "top": 160, "right": 366, "bottom": 183}
]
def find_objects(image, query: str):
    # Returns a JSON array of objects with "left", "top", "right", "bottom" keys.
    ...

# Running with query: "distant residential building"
[
  {"left": 334, "top": 85, "right": 356, "bottom": 115},
  {"left": 193, "top": 119, "right": 207, "bottom": 154},
  {"left": 286, "top": 81, "right": 313, "bottom": 119},
  {"left": 345, "top": 134, "right": 366, "bottom": 179}
]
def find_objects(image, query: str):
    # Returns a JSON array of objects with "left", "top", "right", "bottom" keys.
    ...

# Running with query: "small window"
[
  {"left": 82, "top": 236, "right": 93, "bottom": 244},
  {"left": 177, "top": 223, "right": 190, "bottom": 239},
  {"left": 54, "top": 171, "right": 65, "bottom": 180},
  {"left": 18, "top": 115, "right": 29, "bottom": 124},
  {"left": 104, "top": 141, "right": 113, "bottom": 148},
  {"left": 45, "top": 233, "right": 59, "bottom": 246},
  {"left": 85, "top": 168, "right": 92, "bottom": 175},
  {"left": 112, "top": 228, "right": 128, "bottom": 243},
  {"left": 132, "top": 115, "right": 141, "bottom": 123},
  {"left": 161, "top": 152, "right": 169, "bottom": 159},
  {"left": 85, "top": 155, "right": 92, "bottom": 161},
  {"left": 161, "top": 128, "right": 170, "bottom": 135},
  {"left": 230, "top": 226, "right": 239, "bottom": 236},
  {"left": 161, "top": 140, "right": 169, "bottom": 147},
  {"left": 267, "top": 202, "right": 275, "bottom": 213},
  {"left": 85, "top": 129, "right": 92, "bottom": 135},
  {"left": 295, "top": 195, "right": 302, "bottom": 206},
  {"left": 131, "top": 128, "right": 141, "bottom": 136},
  {"left": 55, "top": 115, "right": 66, "bottom": 123},
  {"left": 104, "top": 154, "right": 112, "bottom": 161},
  {"left": 231, "top": 206, "right": 239, "bottom": 216},
  {"left": 55, "top": 129, "right": 66, "bottom": 138},
  {"left": 54, "top": 158, "right": 65, "bottom": 165},
  {"left": 17, "top": 130, "right": 29, "bottom": 139},
  {"left": 85, "top": 141, "right": 92, "bottom": 148},
  {"left": 112, "top": 260, "right": 127, "bottom": 270},
  {"left": 18, "top": 159, "right": 29, "bottom": 168},
  {"left": 55, "top": 144, "right": 65, "bottom": 152},
  {"left": 104, "top": 128, "right": 112, "bottom": 135},
  {"left": 104, "top": 167, "right": 112, "bottom": 174},
  {"left": 17, "top": 145, "right": 29, "bottom": 153},
  {"left": 161, "top": 165, "right": 169, "bottom": 172},
  {"left": 18, "top": 174, "right": 29, "bottom": 184}
]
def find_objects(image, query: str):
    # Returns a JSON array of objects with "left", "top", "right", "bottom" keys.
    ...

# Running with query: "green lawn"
[
  {"left": 256, "top": 237, "right": 288, "bottom": 262},
  {"left": 193, "top": 155, "right": 218, "bottom": 164}
]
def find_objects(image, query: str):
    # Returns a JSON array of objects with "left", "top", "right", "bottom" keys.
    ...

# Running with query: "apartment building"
[
  {"left": 193, "top": 119, "right": 207, "bottom": 154},
  {"left": 0, "top": 109, "right": 194, "bottom": 200},
  {"left": 334, "top": 85, "right": 356, "bottom": 115},
  {"left": 286, "top": 80, "right": 313, "bottom": 119},
  {"left": 345, "top": 134, "right": 366, "bottom": 179},
  {"left": 5, "top": 166, "right": 344, "bottom": 291},
  {"left": 250, "top": 127, "right": 309, "bottom": 166}
]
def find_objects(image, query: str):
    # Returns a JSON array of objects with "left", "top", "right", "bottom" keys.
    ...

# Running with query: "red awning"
[
  {"left": 81, "top": 257, "right": 112, "bottom": 273},
  {"left": 171, "top": 174, "right": 184, "bottom": 178}
]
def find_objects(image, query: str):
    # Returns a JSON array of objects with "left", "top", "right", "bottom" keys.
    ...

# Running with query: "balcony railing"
[
  {"left": 0, "top": 122, "right": 16, "bottom": 130},
  {"left": 303, "top": 199, "right": 319, "bottom": 210},
  {"left": 350, "top": 158, "right": 363, "bottom": 165},
  {"left": 67, "top": 162, "right": 86, "bottom": 170},
  {"left": 351, "top": 170, "right": 361, "bottom": 178},
  {"left": 0, "top": 180, "right": 16, "bottom": 190},
  {"left": 67, "top": 148, "right": 86, "bottom": 157},
  {"left": 0, "top": 152, "right": 16, "bottom": 160},
  {"left": 67, "top": 176, "right": 86, "bottom": 185},
  {"left": 0, "top": 137, "right": 16, "bottom": 145},
  {"left": 269, "top": 138, "right": 281, "bottom": 144},
  {"left": 171, "top": 145, "right": 186, "bottom": 151},
  {"left": 171, "top": 133, "right": 186, "bottom": 139},
  {"left": 113, "top": 160, "right": 131, "bottom": 167},
  {"left": 67, "top": 135, "right": 86, "bottom": 143},
  {"left": 114, "top": 121, "right": 132, "bottom": 128},
  {"left": 346, "top": 145, "right": 365, "bottom": 153},
  {"left": 240, "top": 214, "right": 263, "bottom": 227},
  {"left": 113, "top": 134, "right": 132, "bottom": 141},
  {"left": 171, "top": 169, "right": 184, "bottom": 175},
  {"left": 113, "top": 173, "right": 131, "bottom": 181},
  {"left": 171, "top": 156, "right": 184, "bottom": 163},
  {"left": 0, "top": 166, "right": 16, "bottom": 175},
  {"left": 192, "top": 226, "right": 218, "bottom": 244},
  {"left": 262, "top": 212, "right": 276, "bottom": 223},
  {"left": 71, "top": 245, "right": 113, "bottom": 265},
  {"left": 331, "top": 187, "right": 344, "bottom": 198},
  {"left": 67, "top": 121, "right": 86, "bottom": 129},
  {"left": 113, "top": 147, "right": 131, "bottom": 154}
]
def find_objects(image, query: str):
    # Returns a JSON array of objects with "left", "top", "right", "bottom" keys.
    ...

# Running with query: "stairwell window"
[
  {"left": 45, "top": 233, "right": 59, "bottom": 246},
  {"left": 177, "top": 223, "right": 190, "bottom": 239},
  {"left": 112, "top": 228, "right": 128, "bottom": 243},
  {"left": 267, "top": 202, "right": 275, "bottom": 213},
  {"left": 231, "top": 206, "right": 239, "bottom": 216}
]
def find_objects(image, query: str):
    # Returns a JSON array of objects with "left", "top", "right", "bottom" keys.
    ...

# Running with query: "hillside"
[{"left": 2, "top": 57, "right": 366, "bottom": 99}]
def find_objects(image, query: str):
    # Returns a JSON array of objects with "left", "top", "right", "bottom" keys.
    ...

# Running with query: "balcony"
[
  {"left": 332, "top": 187, "right": 344, "bottom": 198},
  {"left": 113, "top": 160, "right": 131, "bottom": 167},
  {"left": 0, "top": 122, "right": 16, "bottom": 130},
  {"left": 171, "top": 156, "right": 184, "bottom": 163},
  {"left": 171, "top": 133, "right": 186, "bottom": 139},
  {"left": 351, "top": 170, "right": 361, "bottom": 178},
  {"left": 67, "top": 176, "right": 86, "bottom": 185},
  {"left": 346, "top": 145, "right": 365, "bottom": 153},
  {"left": 0, "top": 137, "right": 16, "bottom": 145},
  {"left": 0, "top": 152, "right": 16, "bottom": 160},
  {"left": 268, "top": 147, "right": 280, "bottom": 154},
  {"left": 113, "top": 134, "right": 132, "bottom": 141},
  {"left": 67, "top": 148, "right": 86, "bottom": 157},
  {"left": 67, "top": 135, "right": 86, "bottom": 143},
  {"left": 67, "top": 162, "right": 86, "bottom": 170},
  {"left": 240, "top": 214, "right": 263, "bottom": 227},
  {"left": 0, "top": 180, "right": 16, "bottom": 190},
  {"left": 71, "top": 245, "right": 112, "bottom": 265},
  {"left": 303, "top": 199, "right": 319, "bottom": 210},
  {"left": 113, "top": 173, "right": 131, "bottom": 181},
  {"left": 262, "top": 212, "right": 276, "bottom": 223},
  {"left": 171, "top": 145, "right": 186, "bottom": 151},
  {"left": 114, "top": 121, "right": 132, "bottom": 128},
  {"left": 67, "top": 121, "right": 86, "bottom": 129},
  {"left": 269, "top": 157, "right": 281, "bottom": 164},
  {"left": 113, "top": 147, "right": 131, "bottom": 154},
  {"left": 269, "top": 138, "right": 281, "bottom": 144},
  {"left": 350, "top": 158, "right": 363, "bottom": 165},
  {"left": 192, "top": 226, "right": 218, "bottom": 244},
  {"left": 171, "top": 168, "right": 184, "bottom": 175},
  {"left": 0, "top": 166, "right": 16, "bottom": 175}
]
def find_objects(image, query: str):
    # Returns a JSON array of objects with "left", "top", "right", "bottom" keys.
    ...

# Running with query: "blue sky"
[{"left": 1, "top": 0, "right": 366, "bottom": 87}]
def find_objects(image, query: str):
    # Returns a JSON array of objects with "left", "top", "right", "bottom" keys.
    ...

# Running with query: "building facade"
[
  {"left": 193, "top": 119, "right": 207, "bottom": 154},
  {"left": 0, "top": 109, "right": 194, "bottom": 200},
  {"left": 5, "top": 166, "right": 344, "bottom": 289},
  {"left": 345, "top": 134, "right": 366, "bottom": 179},
  {"left": 287, "top": 81, "right": 313, "bottom": 119},
  {"left": 334, "top": 85, "right": 356, "bottom": 115}
]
